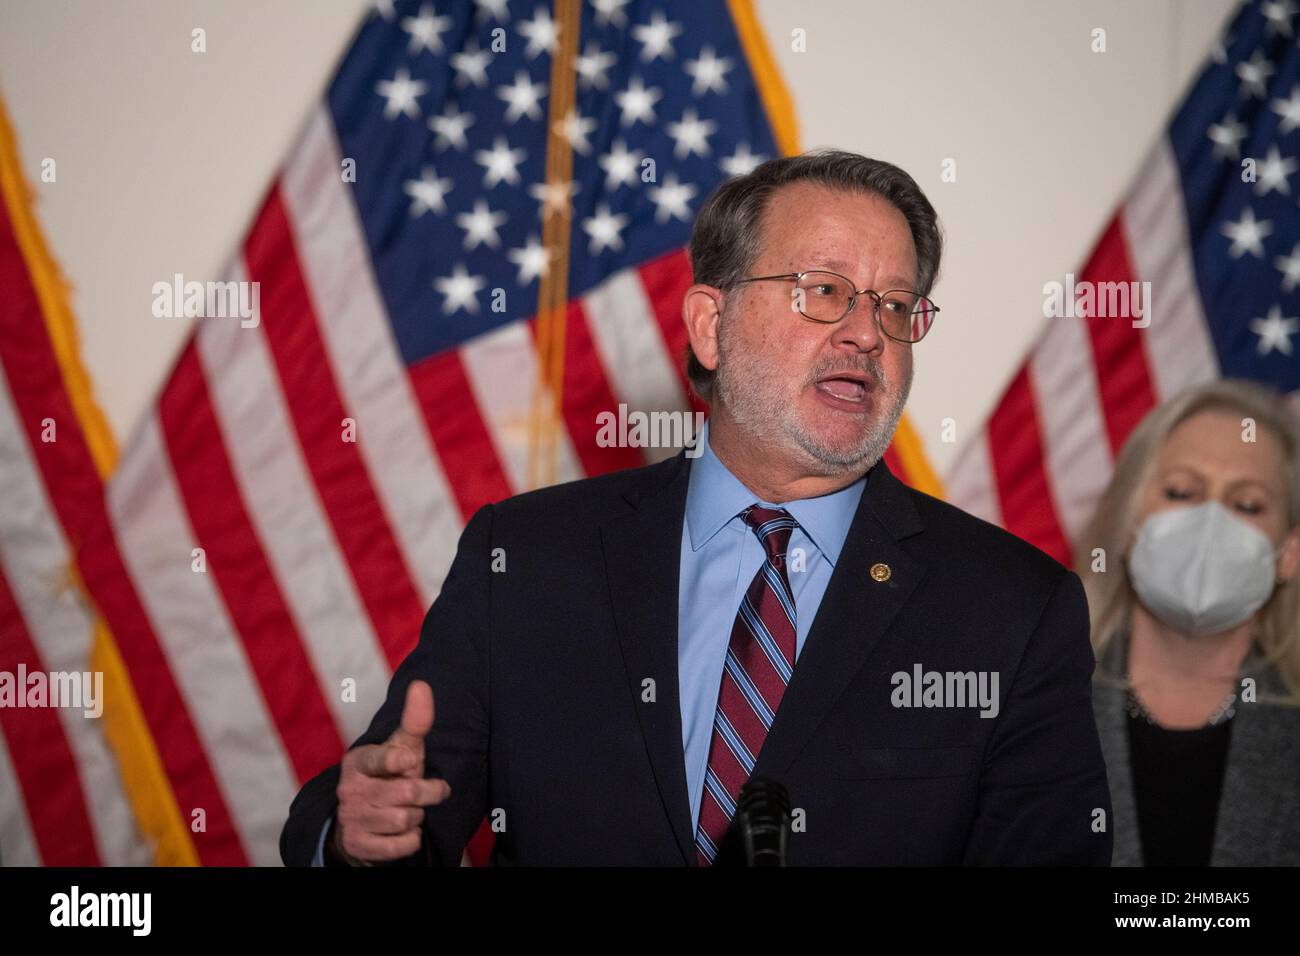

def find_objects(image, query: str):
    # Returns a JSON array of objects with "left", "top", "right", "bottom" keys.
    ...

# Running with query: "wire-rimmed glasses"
[{"left": 734, "top": 270, "right": 939, "bottom": 343}]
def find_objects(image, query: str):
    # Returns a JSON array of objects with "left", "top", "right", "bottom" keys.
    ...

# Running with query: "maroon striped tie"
[{"left": 695, "top": 506, "right": 797, "bottom": 866}]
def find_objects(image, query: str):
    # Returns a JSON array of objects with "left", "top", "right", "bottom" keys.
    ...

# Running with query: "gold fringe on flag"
[{"left": 0, "top": 92, "right": 199, "bottom": 864}]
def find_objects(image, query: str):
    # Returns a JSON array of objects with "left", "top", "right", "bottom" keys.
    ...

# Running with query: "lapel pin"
[{"left": 869, "top": 562, "right": 892, "bottom": 582}]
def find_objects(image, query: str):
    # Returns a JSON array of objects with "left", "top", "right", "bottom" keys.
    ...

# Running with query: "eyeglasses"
[{"left": 733, "top": 270, "right": 940, "bottom": 343}]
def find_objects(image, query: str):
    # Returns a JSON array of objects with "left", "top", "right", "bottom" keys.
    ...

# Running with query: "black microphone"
[{"left": 736, "top": 777, "right": 791, "bottom": 867}]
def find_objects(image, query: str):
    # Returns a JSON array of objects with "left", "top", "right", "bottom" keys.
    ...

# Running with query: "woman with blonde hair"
[{"left": 1077, "top": 378, "right": 1300, "bottom": 866}]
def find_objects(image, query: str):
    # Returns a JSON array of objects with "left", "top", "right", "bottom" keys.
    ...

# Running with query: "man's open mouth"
[{"left": 813, "top": 371, "right": 873, "bottom": 404}]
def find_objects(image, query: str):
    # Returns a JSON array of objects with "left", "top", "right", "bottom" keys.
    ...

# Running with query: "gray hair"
[{"left": 684, "top": 148, "right": 943, "bottom": 402}]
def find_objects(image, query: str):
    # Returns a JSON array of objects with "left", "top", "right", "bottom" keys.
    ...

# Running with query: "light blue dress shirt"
[
  {"left": 314, "top": 419, "right": 867, "bottom": 864},
  {"left": 678, "top": 420, "right": 866, "bottom": 835}
]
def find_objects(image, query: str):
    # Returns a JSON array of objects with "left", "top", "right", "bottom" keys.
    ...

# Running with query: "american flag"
[
  {"left": 0, "top": 0, "right": 941, "bottom": 866},
  {"left": 947, "top": 0, "right": 1300, "bottom": 565}
]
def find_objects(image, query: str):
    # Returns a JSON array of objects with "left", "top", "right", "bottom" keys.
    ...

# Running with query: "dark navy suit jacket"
[{"left": 281, "top": 449, "right": 1113, "bottom": 866}]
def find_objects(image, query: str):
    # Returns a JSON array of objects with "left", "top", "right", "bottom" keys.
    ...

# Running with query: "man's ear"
[{"left": 682, "top": 283, "right": 726, "bottom": 373}]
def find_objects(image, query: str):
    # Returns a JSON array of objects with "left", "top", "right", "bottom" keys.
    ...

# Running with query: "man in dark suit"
[{"left": 282, "top": 149, "right": 1113, "bottom": 866}]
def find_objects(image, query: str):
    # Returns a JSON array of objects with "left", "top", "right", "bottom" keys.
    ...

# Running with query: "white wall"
[{"left": 0, "top": 0, "right": 1238, "bottom": 477}]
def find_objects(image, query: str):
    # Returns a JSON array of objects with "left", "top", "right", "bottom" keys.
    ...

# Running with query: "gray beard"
[{"left": 714, "top": 326, "right": 912, "bottom": 473}]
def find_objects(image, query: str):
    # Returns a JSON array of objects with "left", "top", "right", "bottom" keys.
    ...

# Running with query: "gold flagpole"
[{"left": 528, "top": 0, "right": 581, "bottom": 490}]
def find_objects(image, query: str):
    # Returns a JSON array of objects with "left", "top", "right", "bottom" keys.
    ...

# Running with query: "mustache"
[{"left": 804, "top": 358, "right": 885, "bottom": 387}]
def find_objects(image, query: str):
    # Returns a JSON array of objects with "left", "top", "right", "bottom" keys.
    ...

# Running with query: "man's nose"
[{"left": 833, "top": 295, "right": 886, "bottom": 353}]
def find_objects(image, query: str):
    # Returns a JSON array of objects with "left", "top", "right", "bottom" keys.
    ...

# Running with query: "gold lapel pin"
[{"left": 869, "top": 562, "right": 892, "bottom": 582}]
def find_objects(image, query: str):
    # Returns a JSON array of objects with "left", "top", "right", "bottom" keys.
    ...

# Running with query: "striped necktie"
[{"left": 695, "top": 505, "right": 798, "bottom": 866}]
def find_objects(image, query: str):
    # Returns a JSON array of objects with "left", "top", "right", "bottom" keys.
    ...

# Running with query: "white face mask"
[{"left": 1127, "top": 500, "right": 1282, "bottom": 636}]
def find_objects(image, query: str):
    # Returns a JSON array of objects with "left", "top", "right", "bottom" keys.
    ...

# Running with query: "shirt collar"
[{"left": 684, "top": 419, "right": 867, "bottom": 566}]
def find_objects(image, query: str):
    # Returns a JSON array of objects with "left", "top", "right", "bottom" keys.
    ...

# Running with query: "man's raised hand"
[{"left": 332, "top": 679, "right": 451, "bottom": 864}]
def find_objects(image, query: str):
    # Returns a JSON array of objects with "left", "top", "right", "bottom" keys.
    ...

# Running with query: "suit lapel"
[
  {"left": 755, "top": 457, "right": 928, "bottom": 781},
  {"left": 601, "top": 452, "right": 696, "bottom": 864}
]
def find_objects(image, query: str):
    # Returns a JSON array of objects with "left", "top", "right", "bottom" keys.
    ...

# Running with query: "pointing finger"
[{"left": 353, "top": 741, "right": 417, "bottom": 778}]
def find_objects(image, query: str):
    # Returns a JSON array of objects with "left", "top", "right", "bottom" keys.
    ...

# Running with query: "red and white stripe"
[
  {"left": 0, "top": 718, "right": 38, "bottom": 865},
  {"left": 282, "top": 108, "right": 463, "bottom": 604},
  {"left": 1121, "top": 141, "right": 1219, "bottom": 399},
  {"left": 107, "top": 413, "right": 299, "bottom": 866},
  {"left": 0, "top": 359, "right": 147, "bottom": 865},
  {"left": 583, "top": 268, "right": 694, "bottom": 465},
  {"left": 195, "top": 260, "right": 390, "bottom": 741},
  {"left": 946, "top": 139, "right": 1223, "bottom": 563},
  {"left": 0, "top": 168, "right": 167, "bottom": 866},
  {"left": 461, "top": 320, "right": 585, "bottom": 491}
]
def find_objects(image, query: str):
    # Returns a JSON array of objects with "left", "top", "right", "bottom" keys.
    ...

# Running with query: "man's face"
[{"left": 713, "top": 182, "right": 919, "bottom": 472}]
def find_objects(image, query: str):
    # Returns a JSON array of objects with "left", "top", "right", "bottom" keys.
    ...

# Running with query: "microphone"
[{"left": 736, "top": 777, "right": 791, "bottom": 867}]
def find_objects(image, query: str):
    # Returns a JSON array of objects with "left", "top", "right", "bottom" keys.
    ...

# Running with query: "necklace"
[{"left": 1125, "top": 685, "right": 1238, "bottom": 728}]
